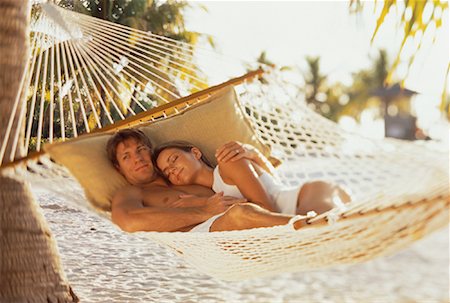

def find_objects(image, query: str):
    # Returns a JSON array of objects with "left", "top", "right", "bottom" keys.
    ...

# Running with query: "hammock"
[{"left": 1, "top": 2, "right": 448, "bottom": 281}]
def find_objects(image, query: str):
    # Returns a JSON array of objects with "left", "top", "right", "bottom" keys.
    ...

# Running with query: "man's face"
[{"left": 115, "top": 138, "right": 156, "bottom": 185}]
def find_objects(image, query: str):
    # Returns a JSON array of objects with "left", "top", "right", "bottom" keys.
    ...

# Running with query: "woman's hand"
[
  {"left": 203, "top": 192, "right": 247, "bottom": 215},
  {"left": 170, "top": 194, "right": 207, "bottom": 208},
  {"left": 215, "top": 141, "right": 258, "bottom": 163}
]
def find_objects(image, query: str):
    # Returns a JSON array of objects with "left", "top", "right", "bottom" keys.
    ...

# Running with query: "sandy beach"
[{"left": 35, "top": 188, "right": 449, "bottom": 303}]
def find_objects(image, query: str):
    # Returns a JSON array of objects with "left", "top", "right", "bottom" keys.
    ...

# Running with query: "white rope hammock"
[{"left": 1, "top": 2, "right": 448, "bottom": 281}]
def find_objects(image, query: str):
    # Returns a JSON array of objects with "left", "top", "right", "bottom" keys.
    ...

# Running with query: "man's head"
[{"left": 106, "top": 129, "right": 158, "bottom": 185}]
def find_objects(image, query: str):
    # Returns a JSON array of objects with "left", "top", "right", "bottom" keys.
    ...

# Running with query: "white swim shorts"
[{"left": 189, "top": 212, "right": 225, "bottom": 233}]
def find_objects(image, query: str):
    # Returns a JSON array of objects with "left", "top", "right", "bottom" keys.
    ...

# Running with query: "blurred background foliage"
[
  {"left": 274, "top": 0, "right": 448, "bottom": 140},
  {"left": 30, "top": 0, "right": 447, "bottom": 143},
  {"left": 350, "top": 0, "right": 449, "bottom": 117},
  {"left": 29, "top": 0, "right": 213, "bottom": 143}
]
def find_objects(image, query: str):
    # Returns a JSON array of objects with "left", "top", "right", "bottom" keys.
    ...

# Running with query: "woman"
[{"left": 154, "top": 141, "right": 351, "bottom": 216}]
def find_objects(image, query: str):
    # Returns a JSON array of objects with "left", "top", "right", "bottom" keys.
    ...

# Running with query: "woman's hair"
[{"left": 153, "top": 140, "right": 213, "bottom": 169}]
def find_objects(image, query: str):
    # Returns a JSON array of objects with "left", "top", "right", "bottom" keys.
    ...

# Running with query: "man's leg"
[{"left": 210, "top": 203, "right": 294, "bottom": 232}]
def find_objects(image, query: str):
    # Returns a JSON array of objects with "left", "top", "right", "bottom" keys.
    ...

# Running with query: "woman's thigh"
[{"left": 296, "top": 181, "right": 351, "bottom": 215}]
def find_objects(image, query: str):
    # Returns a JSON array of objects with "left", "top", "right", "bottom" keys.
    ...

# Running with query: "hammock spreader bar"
[{"left": 0, "top": 69, "right": 264, "bottom": 170}]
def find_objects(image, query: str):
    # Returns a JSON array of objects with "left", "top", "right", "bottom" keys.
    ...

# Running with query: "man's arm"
[{"left": 111, "top": 187, "right": 241, "bottom": 232}]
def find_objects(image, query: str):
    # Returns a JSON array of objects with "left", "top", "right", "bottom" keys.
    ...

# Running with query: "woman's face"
[{"left": 156, "top": 147, "right": 203, "bottom": 185}]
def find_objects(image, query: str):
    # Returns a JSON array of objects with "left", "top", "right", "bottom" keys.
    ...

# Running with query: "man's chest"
[{"left": 142, "top": 188, "right": 184, "bottom": 207}]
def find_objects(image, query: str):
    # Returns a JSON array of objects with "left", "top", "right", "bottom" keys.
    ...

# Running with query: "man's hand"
[
  {"left": 171, "top": 192, "right": 246, "bottom": 212},
  {"left": 216, "top": 141, "right": 275, "bottom": 175},
  {"left": 215, "top": 141, "right": 258, "bottom": 163},
  {"left": 202, "top": 192, "right": 246, "bottom": 216}
]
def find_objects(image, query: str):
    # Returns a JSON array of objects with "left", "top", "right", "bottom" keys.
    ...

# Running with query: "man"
[{"left": 107, "top": 129, "right": 304, "bottom": 233}]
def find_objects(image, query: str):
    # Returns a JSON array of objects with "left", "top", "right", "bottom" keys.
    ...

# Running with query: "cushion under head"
[{"left": 45, "top": 86, "right": 272, "bottom": 212}]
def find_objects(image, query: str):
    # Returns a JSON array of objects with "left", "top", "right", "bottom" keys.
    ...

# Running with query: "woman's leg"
[{"left": 296, "top": 181, "right": 351, "bottom": 215}]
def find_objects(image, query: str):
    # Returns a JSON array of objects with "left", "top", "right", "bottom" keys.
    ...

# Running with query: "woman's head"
[{"left": 154, "top": 141, "right": 212, "bottom": 185}]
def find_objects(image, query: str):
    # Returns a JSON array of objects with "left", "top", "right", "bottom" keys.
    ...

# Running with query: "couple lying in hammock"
[{"left": 107, "top": 128, "right": 351, "bottom": 232}]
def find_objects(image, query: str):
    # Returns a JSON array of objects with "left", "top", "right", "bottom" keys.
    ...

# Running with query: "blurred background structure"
[
  {"left": 38, "top": 0, "right": 447, "bottom": 145},
  {"left": 184, "top": 0, "right": 448, "bottom": 142}
]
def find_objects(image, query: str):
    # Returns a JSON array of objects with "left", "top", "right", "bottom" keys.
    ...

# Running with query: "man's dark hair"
[{"left": 106, "top": 129, "right": 153, "bottom": 167}]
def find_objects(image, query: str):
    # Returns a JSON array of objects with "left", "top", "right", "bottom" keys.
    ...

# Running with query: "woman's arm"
[
  {"left": 215, "top": 141, "right": 276, "bottom": 175},
  {"left": 169, "top": 194, "right": 244, "bottom": 208},
  {"left": 217, "top": 159, "right": 277, "bottom": 212}
]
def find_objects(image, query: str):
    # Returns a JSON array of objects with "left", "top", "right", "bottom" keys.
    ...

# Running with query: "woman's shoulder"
[{"left": 217, "top": 158, "right": 248, "bottom": 170}]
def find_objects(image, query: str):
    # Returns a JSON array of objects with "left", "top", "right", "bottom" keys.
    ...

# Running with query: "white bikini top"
[
  {"left": 212, "top": 166, "right": 244, "bottom": 198},
  {"left": 211, "top": 166, "right": 281, "bottom": 199}
]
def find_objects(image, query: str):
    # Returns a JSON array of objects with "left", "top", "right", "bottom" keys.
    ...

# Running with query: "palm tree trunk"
[{"left": 0, "top": 1, "right": 78, "bottom": 302}]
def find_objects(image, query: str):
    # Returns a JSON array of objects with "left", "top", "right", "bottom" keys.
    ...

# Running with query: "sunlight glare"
[{"left": 422, "top": 2, "right": 434, "bottom": 24}]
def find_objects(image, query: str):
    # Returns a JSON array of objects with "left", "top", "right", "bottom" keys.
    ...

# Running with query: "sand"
[{"left": 35, "top": 189, "right": 449, "bottom": 303}]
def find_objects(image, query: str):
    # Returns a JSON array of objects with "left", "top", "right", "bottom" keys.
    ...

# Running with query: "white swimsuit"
[{"left": 190, "top": 167, "right": 302, "bottom": 233}]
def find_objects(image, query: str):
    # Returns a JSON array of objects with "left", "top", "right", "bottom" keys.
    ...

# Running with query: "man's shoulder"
[
  {"left": 114, "top": 182, "right": 167, "bottom": 199},
  {"left": 114, "top": 184, "right": 144, "bottom": 199},
  {"left": 111, "top": 184, "right": 146, "bottom": 211}
]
